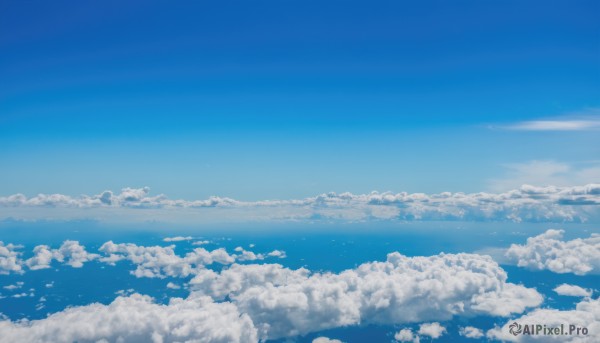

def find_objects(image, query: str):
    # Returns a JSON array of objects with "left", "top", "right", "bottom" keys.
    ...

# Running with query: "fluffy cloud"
[
  {"left": 0, "top": 239, "right": 285, "bottom": 278},
  {"left": 26, "top": 241, "right": 98, "bottom": 270},
  {"left": 0, "top": 242, "right": 23, "bottom": 275},
  {"left": 0, "top": 294, "right": 257, "bottom": 343},
  {"left": 459, "top": 326, "right": 484, "bottom": 339},
  {"left": 487, "top": 297, "right": 600, "bottom": 342},
  {"left": 418, "top": 322, "right": 446, "bottom": 339},
  {"left": 554, "top": 284, "right": 593, "bottom": 298},
  {"left": 189, "top": 252, "right": 542, "bottom": 340},
  {"left": 1, "top": 184, "right": 599, "bottom": 223},
  {"left": 395, "top": 328, "right": 419, "bottom": 342},
  {"left": 99, "top": 242, "right": 284, "bottom": 278},
  {"left": 505, "top": 230, "right": 600, "bottom": 275}
]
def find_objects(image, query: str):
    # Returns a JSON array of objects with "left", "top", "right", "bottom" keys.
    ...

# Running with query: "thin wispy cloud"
[
  {"left": 492, "top": 108, "right": 600, "bottom": 131},
  {"left": 505, "top": 119, "right": 600, "bottom": 131}
]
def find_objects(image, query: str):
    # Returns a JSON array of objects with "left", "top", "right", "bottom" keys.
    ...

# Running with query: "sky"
[{"left": 1, "top": 0, "right": 599, "bottom": 200}]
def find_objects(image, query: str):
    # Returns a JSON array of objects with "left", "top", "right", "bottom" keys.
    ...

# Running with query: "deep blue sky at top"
[{"left": 1, "top": 0, "right": 599, "bottom": 199}]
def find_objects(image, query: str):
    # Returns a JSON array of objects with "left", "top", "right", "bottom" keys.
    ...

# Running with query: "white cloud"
[
  {"left": 26, "top": 241, "right": 98, "bottom": 270},
  {"left": 312, "top": 337, "right": 344, "bottom": 343},
  {"left": 1, "top": 184, "right": 599, "bottom": 223},
  {"left": 395, "top": 328, "right": 419, "bottom": 342},
  {"left": 163, "top": 236, "right": 193, "bottom": 242},
  {"left": 0, "top": 294, "right": 257, "bottom": 343},
  {"left": 503, "top": 120, "right": 600, "bottom": 131},
  {"left": 418, "top": 322, "right": 446, "bottom": 339},
  {"left": 98, "top": 242, "right": 235, "bottom": 278},
  {"left": 98, "top": 241, "right": 284, "bottom": 278},
  {"left": 0, "top": 239, "right": 286, "bottom": 278},
  {"left": 459, "top": 326, "right": 484, "bottom": 339},
  {"left": 189, "top": 253, "right": 542, "bottom": 340},
  {"left": 193, "top": 240, "right": 210, "bottom": 246},
  {"left": 166, "top": 282, "right": 181, "bottom": 290},
  {"left": 487, "top": 297, "right": 600, "bottom": 342},
  {"left": 0, "top": 242, "right": 23, "bottom": 275},
  {"left": 506, "top": 229, "right": 600, "bottom": 275},
  {"left": 3, "top": 282, "right": 24, "bottom": 291},
  {"left": 554, "top": 284, "right": 593, "bottom": 298}
]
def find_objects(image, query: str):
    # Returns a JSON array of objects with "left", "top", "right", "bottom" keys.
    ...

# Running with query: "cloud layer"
[{"left": 1, "top": 184, "right": 599, "bottom": 223}]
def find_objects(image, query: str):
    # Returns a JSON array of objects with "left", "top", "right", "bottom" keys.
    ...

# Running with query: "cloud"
[
  {"left": 487, "top": 297, "right": 600, "bottom": 342},
  {"left": 1, "top": 184, "right": 599, "bottom": 223},
  {"left": 166, "top": 282, "right": 181, "bottom": 290},
  {"left": 395, "top": 328, "right": 419, "bottom": 343},
  {"left": 488, "top": 161, "right": 600, "bottom": 192},
  {"left": 459, "top": 326, "right": 484, "bottom": 339},
  {"left": 505, "top": 229, "right": 600, "bottom": 275},
  {"left": 3, "top": 282, "right": 24, "bottom": 291},
  {"left": 0, "top": 240, "right": 285, "bottom": 277},
  {"left": 0, "top": 294, "right": 258, "bottom": 343},
  {"left": 98, "top": 242, "right": 285, "bottom": 279},
  {"left": 313, "top": 337, "right": 344, "bottom": 343},
  {"left": 553, "top": 284, "right": 593, "bottom": 298},
  {"left": 189, "top": 253, "right": 542, "bottom": 340},
  {"left": 503, "top": 120, "right": 600, "bottom": 131},
  {"left": 0, "top": 242, "right": 23, "bottom": 275},
  {"left": 26, "top": 241, "right": 98, "bottom": 270},
  {"left": 418, "top": 322, "right": 446, "bottom": 339},
  {"left": 0, "top": 243, "right": 545, "bottom": 342},
  {"left": 163, "top": 236, "right": 193, "bottom": 242}
]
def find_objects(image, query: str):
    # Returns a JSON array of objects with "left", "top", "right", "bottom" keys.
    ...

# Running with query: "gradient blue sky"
[{"left": 1, "top": 0, "right": 599, "bottom": 200}]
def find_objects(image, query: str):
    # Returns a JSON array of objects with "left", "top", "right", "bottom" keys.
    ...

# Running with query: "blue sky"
[{"left": 1, "top": 0, "right": 599, "bottom": 200}]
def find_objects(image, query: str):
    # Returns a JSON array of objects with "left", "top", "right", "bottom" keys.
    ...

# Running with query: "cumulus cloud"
[
  {"left": 459, "top": 326, "right": 484, "bottom": 339},
  {"left": 189, "top": 252, "right": 542, "bottom": 340},
  {"left": 0, "top": 239, "right": 285, "bottom": 278},
  {"left": 1, "top": 184, "right": 599, "bottom": 223},
  {"left": 395, "top": 328, "right": 419, "bottom": 342},
  {"left": 554, "top": 284, "right": 593, "bottom": 298},
  {"left": 0, "top": 294, "right": 257, "bottom": 343},
  {"left": 0, "top": 242, "right": 23, "bottom": 275},
  {"left": 505, "top": 229, "right": 600, "bottom": 275},
  {"left": 98, "top": 242, "right": 284, "bottom": 278},
  {"left": 0, "top": 246, "right": 546, "bottom": 342},
  {"left": 26, "top": 241, "right": 98, "bottom": 270},
  {"left": 487, "top": 297, "right": 600, "bottom": 342},
  {"left": 418, "top": 322, "right": 446, "bottom": 339},
  {"left": 166, "top": 282, "right": 181, "bottom": 290}
]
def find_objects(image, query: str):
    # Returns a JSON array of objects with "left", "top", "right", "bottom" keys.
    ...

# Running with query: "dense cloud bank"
[{"left": 1, "top": 184, "right": 599, "bottom": 222}]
